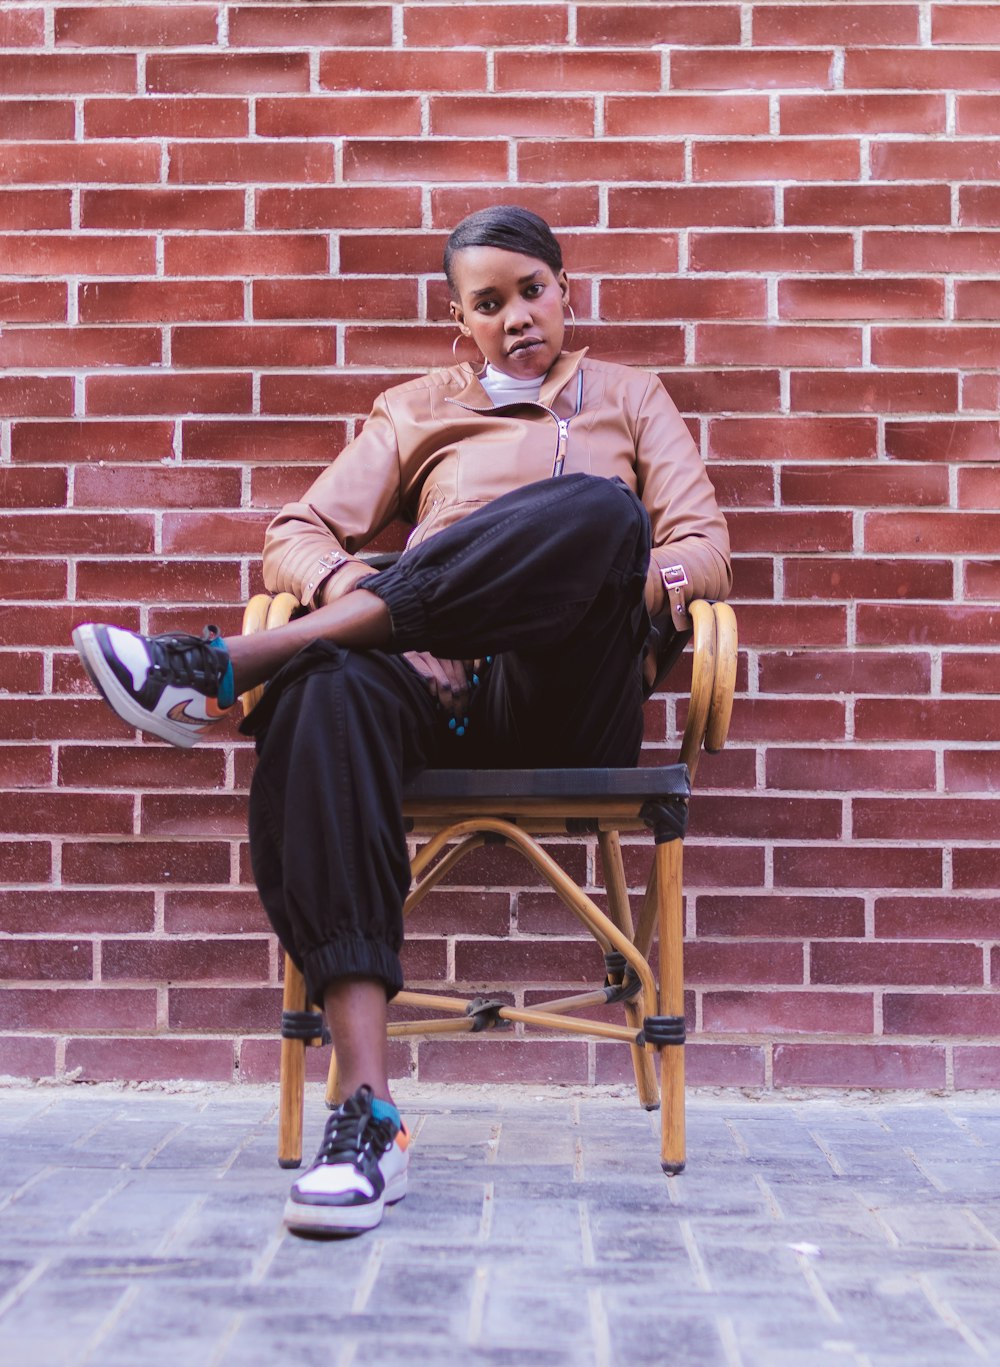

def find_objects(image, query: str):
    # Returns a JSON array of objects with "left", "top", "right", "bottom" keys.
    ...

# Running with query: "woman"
[{"left": 74, "top": 206, "right": 731, "bottom": 1238}]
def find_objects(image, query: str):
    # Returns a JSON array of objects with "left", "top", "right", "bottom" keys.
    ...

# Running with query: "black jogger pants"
[{"left": 246, "top": 473, "right": 652, "bottom": 1005}]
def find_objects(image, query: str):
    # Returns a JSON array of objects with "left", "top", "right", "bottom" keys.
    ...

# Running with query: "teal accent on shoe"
[
  {"left": 371, "top": 1097, "right": 401, "bottom": 1130},
  {"left": 207, "top": 636, "right": 235, "bottom": 708}
]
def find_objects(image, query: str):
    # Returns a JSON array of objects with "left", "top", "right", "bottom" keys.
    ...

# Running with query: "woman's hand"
[{"left": 403, "top": 652, "right": 473, "bottom": 719}]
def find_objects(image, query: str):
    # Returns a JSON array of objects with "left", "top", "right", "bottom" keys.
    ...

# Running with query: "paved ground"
[{"left": 1, "top": 1082, "right": 998, "bottom": 1367}]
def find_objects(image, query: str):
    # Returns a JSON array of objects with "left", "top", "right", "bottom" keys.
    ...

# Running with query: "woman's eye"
[
  {"left": 524, "top": 284, "right": 543, "bottom": 298},
  {"left": 476, "top": 300, "right": 498, "bottom": 313}
]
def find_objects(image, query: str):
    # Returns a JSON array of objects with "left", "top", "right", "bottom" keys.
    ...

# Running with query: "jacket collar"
[{"left": 451, "top": 348, "right": 589, "bottom": 410}]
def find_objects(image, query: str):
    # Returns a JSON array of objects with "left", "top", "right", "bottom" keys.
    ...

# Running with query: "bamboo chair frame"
[{"left": 241, "top": 590, "right": 737, "bottom": 1175}]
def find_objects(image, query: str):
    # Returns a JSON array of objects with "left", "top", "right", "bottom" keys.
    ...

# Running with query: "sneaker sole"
[
  {"left": 72, "top": 624, "right": 208, "bottom": 750},
  {"left": 283, "top": 1172, "right": 407, "bottom": 1236}
]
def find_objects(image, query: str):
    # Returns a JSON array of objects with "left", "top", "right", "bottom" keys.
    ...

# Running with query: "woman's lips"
[{"left": 507, "top": 338, "right": 543, "bottom": 355}]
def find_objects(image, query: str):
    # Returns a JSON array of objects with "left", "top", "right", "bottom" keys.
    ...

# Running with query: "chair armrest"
[{"left": 678, "top": 600, "right": 738, "bottom": 786}]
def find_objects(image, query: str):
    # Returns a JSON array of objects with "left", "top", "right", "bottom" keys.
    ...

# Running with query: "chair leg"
[
  {"left": 598, "top": 830, "right": 659, "bottom": 1110},
  {"left": 277, "top": 953, "right": 309, "bottom": 1169},
  {"left": 657, "top": 838, "right": 686, "bottom": 1174}
]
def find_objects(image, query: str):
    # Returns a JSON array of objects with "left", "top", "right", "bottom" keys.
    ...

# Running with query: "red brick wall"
[{"left": 2, "top": 2, "right": 998, "bottom": 1091}]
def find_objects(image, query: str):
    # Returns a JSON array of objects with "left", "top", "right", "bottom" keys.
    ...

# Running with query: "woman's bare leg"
[
  {"left": 322, "top": 978, "right": 393, "bottom": 1104},
  {"left": 228, "top": 589, "right": 392, "bottom": 695}
]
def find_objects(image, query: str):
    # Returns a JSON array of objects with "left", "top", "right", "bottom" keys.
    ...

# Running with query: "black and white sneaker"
[
  {"left": 284, "top": 1085, "right": 410, "bottom": 1236},
  {"left": 72, "top": 623, "right": 233, "bottom": 748}
]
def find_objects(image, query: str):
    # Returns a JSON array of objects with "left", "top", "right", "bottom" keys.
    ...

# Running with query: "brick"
[
  {"left": 609, "top": 186, "right": 774, "bottom": 229},
  {"left": 0, "top": 558, "right": 67, "bottom": 602},
  {"left": 865, "top": 234, "right": 1000, "bottom": 275},
  {"left": 605, "top": 94, "right": 769, "bottom": 135},
  {"left": 168, "top": 986, "right": 281, "bottom": 1031},
  {"left": 431, "top": 187, "right": 601, "bottom": 233},
  {"left": 961, "top": 189, "right": 1000, "bottom": 229},
  {"left": 941, "top": 653, "right": 1000, "bottom": 694},
  {"left": 520, "top": 139, "right": 684, "bottom": 184},
  {"left": 874, "top": 325, "right": 1000, "bottom": 369},
  {"left": 164, "top": 889, "right": 270, "bottom": 935},
  {"left": 254, "top": 278, "right": 417, "bottom": 323},
  {"left": 0, "top": 789, "right": 133, "bottom": 836},
  {"left": 1, "top": 53, "right": 137, "bottom": 94},
  {"left": 0, "top": 940, "right": 92, "bottom": 982},
  {"left": 0, "top": 99, "right": 74, "bottom": 139},
  {"left": 872, "top": 141, "right": 1000, "bottom": 182},
  {"left": 710, "top": 417, "right": 876, "bottom": 461},
  {"left": 690, "top": 233, "right": 854, "bottom": 273},
  {"left": 773, "top": 1044, "right": 946, "bottom": 1089},
  {"left": 0, "top": 190, "right": 71, "bottom": 230},
  {"left": 784, "top": 557, "right": 951, "bottom": 605},
  {"left": 172, "top": 325, "right": 333, "bottom": 369},
  {"left": 933, "top": 3, "right": 1000, "bottom": 42},
  {"left": 965, "top": 561, "right": 1000, "bottom": 599},
  {"left": 257, "top": 95, "right": 420, "bottom": 138},
  {"left": 0, "top": 376, "right": 73, "bottom": 418},
  {"left": 856, "top": 699, "right": 1000, "bottom": 743},
  {"left": 256, "top": 372, "right": 393, "bottom": 419},
  {"left": 780, "top": 92, "right": 946, "bottom": 135},
  {"left": 1, "top": 654, "right": 43, "bottom": 693},
  {"left": 956, "top": 94, "right": 1000, "bottom": 135},
  {"left": 78, "top": 280, "right": 243, "bottom": 325},
  {"left": 138, "top": 794, "right": 247, "bottom": 838},
  {"left": 256, "top": 186, "right": 420, "bottom": 230},
  {"left": 228, "top": 4, "right": 392, "bottom": 45},
  {"left": 660, "top": 369, "right": 782, "bottom": 416},
  {"left": 814, "top": 941, "right": 983, "bottom": 987},
  {"left": 578, "top": 5, "right": 741, "bottom": 45},
  {"left": 61, "top": 840, "right": 232, "bottom": 886},
  {"left": 160, "top": 510, "right": 270, "bottom": 555},
  {"left": 0, "top": 987, "right": 157, "bottom": 1031},
  {"left": 602, "top": 279, "right": 765, "bottom": 322},
  {"left": 958, "top": 467, "right": 1000, "bottom": 511},
  {"left": 418, "top": 1038, "right": 588, "bottom": 1084},
  {"left": 697, "top": 894, "right": 865, "bottom": 939},
  {"left": 404, "top": 4, "right": 567, "bottom": 45},
  {"left": 84, "top": 96, "right": 248, "bottom": 140},
  {"left": 169, "top": 140, "right": 335, "bottom": 185},
  {"left": 166, "top": 233, "right": 328, "bottom": 277},
  {"left": 75, "top": 558, "right": 242, "bottom": 605},
  {"left": 86, "top": 373, "right": 252, "bottom": 417},
  {"left": 430, "top": 95, "right": 594, "bottom": 137},
  {"left": 321, "top": 49, "right": 487, "bottom": 92},
  {"left": 690, "top": 793, "right": 842, "bottom": 840},
  {"left": 2, "top": 512, "right": 154, "bottom": 556},
  {"left": 80, "top": 188, "right": 245, "bottom": 231},
  {"left": 954, "top": 848, "right": 1000, "bottom": 890},
  {"left": 74, "top": 464, "right": 242, "bottom": 509},
  {"left": 888, "top": 423, "right": 1000, "bottom": 463},
  {"left": 674, "top": 47, "right": 834, "bottom": 89},
  {"left": 0, "top": 840, "right": 51, "bottom": 882},
  {"left": 56, "top": 4, "right": 217, "bottom": 45},
  {"left": 774, "top": 845, "right": 942, "bottom": 889},
  {"left": 343, "top": 139, "right": 508, "bottom": 183},
  {"left": 782, "top": 461, "right": 949, "bottom": 507},
  {"left": 700, "top": 465, "right": 775, "bottom": 508},
  {"left": 846, "top": 48, "right": 1000, "bottom": 90},
  {"left": 147, "top": 53, "right": 310, "bottom": 95},
  {"left": 0, "top": 234, "right": 156, "bottom": 277},
  {"left": 703, "top": 990, "right": 874, "bottom": 1035},
  {"left": 0, "top": 1038, "right": 56, "bottom": 1078},
  {"left": 0, "top": 746, "right": 52, "bottom": 788},
  {"left": 0, "top": 326, "right": 160, "bottom": 369},
  {"left": 962, "top": 375, "right": 1000, "bottom": 412},
  {"left": 495, "top": 50, "right": 660, "bottom": 92},
  {"left": 725, "top": 509, "right": 853, "bottom": 554},
  {"left": 778, "top": 278, "right": 945, "bottom": 321},
  {"left": 65, "top": 1037, "right": 235, "bottom": 1082},
  {"left": 0, "top": 141, "right": 160, "bottom": 185},
  {"left": 102, "top": 938, "right": 269, "bottom": 983},
  {"left": 790, "top": 372, "right": 956, "bottom": 416},
  {"left": 954, "top": 1047, "right": 1000, "bottom": 1089},
  {"left": 711, "top": 604, "right": 846, "bottom": 651},
  {"left": 876, "top": 895, "right": 1000, "bottom": 939},
  {"left": 695, "top": 140, "right": 859, "bottom": 182},
  {"left": 0, "top": 276, "right": 68, "bottom": 329},
  {"left": 59, "top": 744, "right": 225, "bottom": 792},
  {"left": 686, "top": 940, "right": 804, "bottom": 985},
  {"left": 182, "top": 419, "right": 345, "bottom": 464},
  {"left": 767, "top": 747, "right": 935, "bottom": 793},
  {"left": 884, "top": 993, "right": 1000, "bottom": 1037},
  {"left": 0, "top": 696, "right": 136, "bottom": 742},
  {"left": 955, "top": 278, "right": 1000, "bottom": 317},
  {"left": 12, "top": 420, "right": 174, "bottom": 466},
  {"left": 725, "top": 697, "right": 846, "bottom": 742},
  {"left": 867, "top": 514, "right": 1000, "bottom": 558},
  {"left": 786, "top": 184, "right": 950, "bottom": 228},
  {"left": 860, "top": 604, "right": 1000, "bottom": 649},
  {"left": 756, "top": 4, "right": 919, "bottom": 44},
  {"left": 0, "top": 9, "right": 44, "bottom": 45}
]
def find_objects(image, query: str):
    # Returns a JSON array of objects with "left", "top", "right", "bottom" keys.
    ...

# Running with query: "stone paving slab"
[{"left": 0, "top": 1082, "right": 998, "bottom": 1366}]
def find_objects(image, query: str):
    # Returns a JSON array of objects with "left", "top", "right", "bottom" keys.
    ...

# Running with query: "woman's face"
[{"left": 449, "top": 246, "right": 570, "bottom": 380}]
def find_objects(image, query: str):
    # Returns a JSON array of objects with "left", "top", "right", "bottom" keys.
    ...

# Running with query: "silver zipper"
[{"left": 445, "top": 369, "right": 585, "bottom": 479}]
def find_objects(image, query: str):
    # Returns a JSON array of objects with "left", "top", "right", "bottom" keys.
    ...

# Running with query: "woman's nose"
[{"left": 504, "top": 300, "right": 532, "bottom": 331}]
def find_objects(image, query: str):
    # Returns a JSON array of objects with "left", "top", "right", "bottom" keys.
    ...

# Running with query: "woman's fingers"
[{"left": 401, "top": 652, "right": 470, "bottom": 717}]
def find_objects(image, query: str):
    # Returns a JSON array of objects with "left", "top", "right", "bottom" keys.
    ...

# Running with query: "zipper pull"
[{"left": 552, "top": 419, "right": 569, "bottom": 478}]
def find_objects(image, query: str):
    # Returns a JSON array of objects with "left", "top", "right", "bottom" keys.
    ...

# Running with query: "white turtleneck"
[{"left": 479, "top": 363, "right": 543, "bottom": 406}]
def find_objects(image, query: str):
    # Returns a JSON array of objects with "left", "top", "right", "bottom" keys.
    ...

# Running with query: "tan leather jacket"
[{"left": 263, "top": 349, "right": 731, "bottom": 635}]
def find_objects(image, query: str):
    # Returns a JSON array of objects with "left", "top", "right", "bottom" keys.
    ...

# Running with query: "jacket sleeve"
[
  {"left": 632, "top": 372, "right": 732, "bottom": 632},
  {"left": 262, "top": 393, "right": 403, "bottom": 608}
]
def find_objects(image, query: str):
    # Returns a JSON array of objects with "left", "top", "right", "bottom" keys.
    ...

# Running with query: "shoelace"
[
  {"left": 316, "top": 1094, "right": 394, "bottom": 1167},
  {"left": 146, "top": 626, "right": 228, "bottom": 689}
]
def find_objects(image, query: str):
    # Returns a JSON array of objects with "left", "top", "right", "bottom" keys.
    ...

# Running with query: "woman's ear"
[
  {"left": 558, "top": 270, "right": 570, "bottom": 305},
  {"left": 449, "top": 299, "right": 467, "bottom": 332}
]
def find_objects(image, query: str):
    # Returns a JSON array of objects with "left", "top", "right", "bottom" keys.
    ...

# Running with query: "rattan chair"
[{"left": 241, "top": 581, "right": 737, "bottom": 1175}]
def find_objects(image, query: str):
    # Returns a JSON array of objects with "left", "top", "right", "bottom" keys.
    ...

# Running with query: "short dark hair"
[{"left": 443, "top": 205, "right": 564, "bottom": 293}]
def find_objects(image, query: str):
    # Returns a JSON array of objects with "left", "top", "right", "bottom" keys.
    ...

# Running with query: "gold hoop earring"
[
  {"left": 452, "top": 331, "right": 484, "bottom": 366},
  {"left": 564, "top": 303, "right": 576, "bottom": 342}
]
